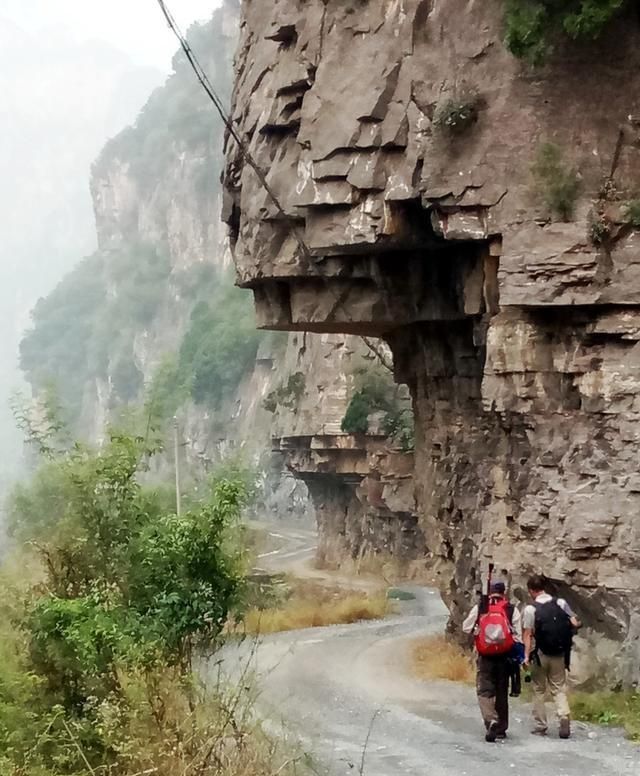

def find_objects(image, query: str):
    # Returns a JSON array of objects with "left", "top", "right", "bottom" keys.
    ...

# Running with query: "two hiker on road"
[{"left": 464, "top": 573, "right": 580, "bottom": 743}]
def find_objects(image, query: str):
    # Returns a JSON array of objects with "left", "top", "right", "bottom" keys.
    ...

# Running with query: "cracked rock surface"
[{"left": 224, "top": 0, "right": 640, "bottom": 680}]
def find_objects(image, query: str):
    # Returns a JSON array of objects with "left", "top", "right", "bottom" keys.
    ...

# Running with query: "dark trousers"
[
  {"left": 509, "top": 658, "right": 522, "bottom": 697},
  {"left": 476, "top": 655, "right": 510, "bottom": 733}
]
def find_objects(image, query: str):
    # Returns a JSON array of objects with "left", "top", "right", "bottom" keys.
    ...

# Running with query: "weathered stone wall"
[
  {"left": 224, "top": 0, "right": 640, "bottom": 677},
  {"left": 270, "top": 332, "right": 422, "bottom": 570}
]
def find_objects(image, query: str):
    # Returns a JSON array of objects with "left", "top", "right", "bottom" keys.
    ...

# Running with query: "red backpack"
[{"left": 475, "top": 598, "right": 515, "bottom": 657}]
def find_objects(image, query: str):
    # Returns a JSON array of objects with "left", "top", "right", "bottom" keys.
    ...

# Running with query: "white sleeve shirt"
[
  {"left": 522, "top": 593, "right": 575, "bottom": 631},
  {"left": 462, "top": 601, "right": 523, "bottom": 641}
]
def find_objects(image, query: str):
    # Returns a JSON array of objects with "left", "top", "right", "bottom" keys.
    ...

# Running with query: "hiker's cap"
[{"left": 490, "top": 581, "right": 506, "bottom": 595}]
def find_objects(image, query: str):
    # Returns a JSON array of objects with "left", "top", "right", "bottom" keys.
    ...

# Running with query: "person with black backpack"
[
  {"left": 523, "top": 575, "right": 581, "bottom": 739},
  {"left": 463, "top": 576, "right": 522, "bottom": 743}
]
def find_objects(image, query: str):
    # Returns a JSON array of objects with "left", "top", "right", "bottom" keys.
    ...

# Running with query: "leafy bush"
[
  {"left": 504, "top": 0, "right": 628, "bottom": 64},
  {"left": 588, "top": 209, "right": 612, "bottom": 245},
  {"left": 433, "top": 92, "right": 481, "bottom": 136},
  {"left": 381, "top": 406, "right": 416, "bottom": 453},
  {"left": 624, "top": 199, "right": 640, "bottom": 228},
  {"left": 341, "top": 389, "right": 372, "bottom": 434},
  {"left": 532, "top": 142, "right": 580, "bottom": 221},
  {"left": 341, "top": 363, "right": 415, "bottom": 450},
  {"left": 0, "top": 430, "right": 251, "bottom": 773},
  {"left": 263, "top": 372, "right": 306, "bottom": 413},
  {"left": 179, "top": 279, "right": 261, "bottom": 408}
]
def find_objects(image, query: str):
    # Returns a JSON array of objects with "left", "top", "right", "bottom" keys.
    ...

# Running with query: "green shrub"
[
  {"left": 341, "top": 389, "right": 372, "bottom": 434},
  {"left": 504, "top": 0, "right": 628, "bottom": 64},
  {"left": 0, "top": 429, "right": 273, "bottom": 775},
  {"left": 624, "top": 199, "right": 640, "bottom": 228},
  {"left": 381, "top": 406, "right": 415, "bottom": 452},
  {"left": 532, "top": 142, "right": 580, "bottom": 221},
  {"left": 504, "top": 0, "right": 549, "bottom": 64},
  {"left": 179, "top": 280, "right": 261, "bottom": 408},
  {"left": 263, "top": 372, "right": 306, "bottom": 413},
  {"left": 588, "top": 209, "right": 612, "bottom": 245},
  {"left": 340, "top": 362, "right": 414, "bottom": 449},
  {"left": 433, "top": 92, "right": 480, "bottom": 136},
  {"left": 11, "top": 432, "right": 246, "bottom": 681}
]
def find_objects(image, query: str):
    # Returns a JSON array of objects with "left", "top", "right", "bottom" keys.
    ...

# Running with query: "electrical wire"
[
  {"left": 155, "top": 1, "right": 393, "bottom": 370},
  {"left": 155, "top": 0, "right": 312, "bottom": 260}
]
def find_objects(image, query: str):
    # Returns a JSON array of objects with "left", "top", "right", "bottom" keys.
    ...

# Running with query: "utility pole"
[{"left": 173, "top": 416, "right": 182, "bottom": 516}]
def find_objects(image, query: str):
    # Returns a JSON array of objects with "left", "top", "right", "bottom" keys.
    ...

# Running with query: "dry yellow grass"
[
  {"left": 242, "top": 578, "right": 389, "bottom": 634},
  {"left": 411, "top": 635, "right": 475, "bottom": 684}
]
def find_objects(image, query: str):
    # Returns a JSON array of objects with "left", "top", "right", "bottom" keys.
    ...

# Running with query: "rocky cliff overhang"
[
  {"left": 275, "top": 432, "right": 422, "bottom": 566},
  {"left": 224, "top": 0, "right": 640, "bottom": 680},
  {"left": 275, "top": 432, "right": 415, "bottom": 514}
]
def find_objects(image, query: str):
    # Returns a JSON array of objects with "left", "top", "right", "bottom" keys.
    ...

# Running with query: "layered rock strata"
[
  {"left": 224, "top": 0, "right": 640, "bottom": 677},
  {"left": 270, "top": 332, "right": 421, "bottom": 570}
]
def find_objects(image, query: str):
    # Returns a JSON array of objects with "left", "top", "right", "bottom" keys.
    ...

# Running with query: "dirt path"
[{"left": 217, "top": 522, "right": 640, "bottom": 776}]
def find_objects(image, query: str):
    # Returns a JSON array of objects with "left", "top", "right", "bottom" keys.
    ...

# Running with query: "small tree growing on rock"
[
  {"left": 532, "top": 142, "right": 580, "bottom": 221},
  {"left": 433, "top": 90, "right": 481, "bottom": 137}
]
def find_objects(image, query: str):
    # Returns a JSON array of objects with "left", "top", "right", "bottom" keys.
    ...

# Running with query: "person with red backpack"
[{"left": 463, "top": 579, "right": 522, "bottom": 742}]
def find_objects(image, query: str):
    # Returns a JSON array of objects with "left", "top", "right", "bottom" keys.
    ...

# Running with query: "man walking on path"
[
  {"left": 523, "top": 574, "right": 581, "bottom": 739},
  {"left": 463, "top": 581, "right": 522, "bottom": 742}
]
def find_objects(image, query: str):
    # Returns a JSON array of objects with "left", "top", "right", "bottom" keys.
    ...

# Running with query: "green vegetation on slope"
[
  {"left": 19, "top": 12, "right": 259, "bottom": 437},
  {"left": 180, "top": 283, "right": 262, "bottom": 407},
  {"left": 0, "top": 429, "right": 254, "bottom": 774},
  {"left": 92, "top": 20, "right": 229, "bottom": 191},
  {"left": 504, "top": 0, "right": 629, "bottom": 63},
  {"left": 20, "top": 253, "right": 262, "bottom": 431},
  {"left": 143, "top": 274, "right": 262, "bottom": 424},
  {"left": 19, "top": 243, "right": 173, "bottom": 416},
  {"left": 341, "top": 362, "right": 414, "bottom": 452},
  {"left": 0, "top": 430, "right": 303, "bottom": 775}
]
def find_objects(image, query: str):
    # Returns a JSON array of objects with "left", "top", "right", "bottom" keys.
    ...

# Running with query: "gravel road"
[{"left": 215, "top": 523, "right": 640, "bottom": 776}]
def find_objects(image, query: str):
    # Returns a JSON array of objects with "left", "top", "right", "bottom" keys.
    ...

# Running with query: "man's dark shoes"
[
  {"left": 485, "top": 721, "right": 499, "bottom": 743},
  {"left": 559, "top": 718, "right": 571, "bottom": 739}
]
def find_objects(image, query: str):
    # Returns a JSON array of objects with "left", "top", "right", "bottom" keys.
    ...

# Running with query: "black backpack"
[{"left": 534, "top": 599, "right": 573, "bottom": 656}]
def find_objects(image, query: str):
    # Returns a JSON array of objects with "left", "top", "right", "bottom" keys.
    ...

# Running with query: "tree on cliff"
[{"left": 504, "top": 0, "right": 630, "bottom": 63}]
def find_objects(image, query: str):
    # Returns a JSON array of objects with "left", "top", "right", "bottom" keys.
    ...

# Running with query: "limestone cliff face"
[
  {"left": 224, "top": 0, "right": 640, "bottom": 677},
  {"left": 21, "top": 0, "right": 415, "bottom": 544},
  {"left": 78, "top": 1, "right": 239, "bottom": 451}
]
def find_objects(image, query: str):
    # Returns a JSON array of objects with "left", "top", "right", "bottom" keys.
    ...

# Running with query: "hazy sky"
[{"left": 2, "top": 0, "right": 221, "bottom": 70}]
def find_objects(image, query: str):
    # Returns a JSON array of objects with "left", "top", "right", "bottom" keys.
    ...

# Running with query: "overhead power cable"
[
  {"left": 155, "top": 0, "right": 312, "bottom": 260},
  {"left": 154, "top": 1, "right": 394, "bottom": 373}
]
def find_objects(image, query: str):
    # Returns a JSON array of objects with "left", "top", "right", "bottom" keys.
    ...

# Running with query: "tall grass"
[
  {"left": 411, "top": 636, "right": 475, "bottom": 684},
  {"left": 241, "top": 579, "right": 389, "bottom": 635}
]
